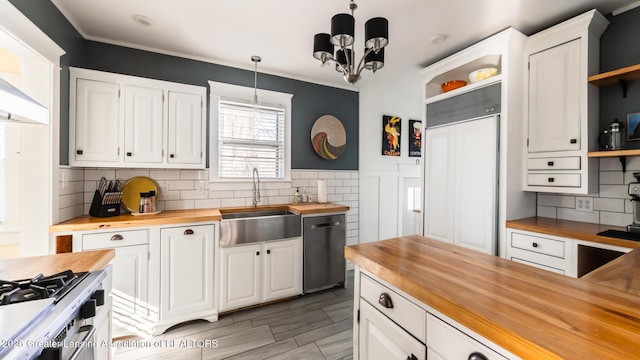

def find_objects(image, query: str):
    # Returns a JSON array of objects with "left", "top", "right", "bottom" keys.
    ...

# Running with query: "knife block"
[{"left": 89, "top": 190, "right": 121, "bottom": 217}]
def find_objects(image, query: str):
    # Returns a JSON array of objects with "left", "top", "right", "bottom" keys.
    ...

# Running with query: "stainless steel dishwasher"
[{"left": 303, "top": 214, "right": 346, "bottom": 293}]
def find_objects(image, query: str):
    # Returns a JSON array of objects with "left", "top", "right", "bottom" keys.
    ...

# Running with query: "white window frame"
[{"left": 208, "top": 81, "right": 293, "bottom": 182}]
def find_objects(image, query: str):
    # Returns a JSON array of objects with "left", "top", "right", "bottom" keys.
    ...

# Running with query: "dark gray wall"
[
  {"left": 599, "top": 6, "right": 640, "bottom": 149},
  {"left": 10, "top": 0, "right": 359, "bottom": 170}
]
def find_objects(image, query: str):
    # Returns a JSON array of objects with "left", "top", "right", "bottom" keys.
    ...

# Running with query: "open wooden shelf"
[
  {"left": 587, "top": 149, "right": 640, "bottom": 157},
  {"left": 588, "top": 64, "right": 640, "bottom": 86}
]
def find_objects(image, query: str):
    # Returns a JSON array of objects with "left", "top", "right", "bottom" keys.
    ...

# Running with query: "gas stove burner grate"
[{"left": 0, "top": 269, "right": 88, "bottom": 306}]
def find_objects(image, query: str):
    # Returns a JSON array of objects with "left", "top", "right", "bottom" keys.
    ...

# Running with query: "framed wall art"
[
  {"left": 382, "top": 115, "right": 401, "bottom": 156},
  {"left": 628, "top": 112, "right": 640, "bottom": 141},
  {"left": 408, "top": 119, "right": 422, "bottom": 157}
]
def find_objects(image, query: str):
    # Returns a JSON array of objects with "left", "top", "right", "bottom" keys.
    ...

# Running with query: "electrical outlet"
[{"left": 576, "top": 197, "right": 593, "bottom": 212}]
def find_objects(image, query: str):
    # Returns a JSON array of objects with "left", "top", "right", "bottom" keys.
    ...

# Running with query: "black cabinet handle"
[
  {"left": 184, "top": 229, "right": 194, "bottom": 235},
  {"left": 110, "top": 234, "right": 124, "bottom": 241},
  {"left": 570, "top": 138, "right": 577, "bottom": 144},
  {"left": 407, "top": 354, "right": 418, "bottom": 360},
  {"left": 378, "top": 293, "right": 394, "bottom": 309},
  {"left": 267, "top": 249, "right": 271, "bottom": 254},
  {"left": 256, "top": 251, "right": 260, "bottom": 256},
  {"left": 548, "top": 177, "right": 555, "bottom": 183},
  {"left": 469, "top": 352, "right": 489, "bottom": 360},
  {"left": 532, "top": 242, "right": 539, "bottom": 248},
  {"left": 76, "top": 149, "right": 83, "bottom": 155},
  {"left": 170, "top": 154, "right": 175, "bottom": 158},
  {"left": 547, "top": 161, "right": 554, "bottom": 166},
  {"left": 126, "top": 152, "right": 132, "bottom": 156}
]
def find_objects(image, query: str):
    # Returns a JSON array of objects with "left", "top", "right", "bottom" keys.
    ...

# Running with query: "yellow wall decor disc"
[{"left": 121, "top": 176, "right": 159, "bottom": 212}]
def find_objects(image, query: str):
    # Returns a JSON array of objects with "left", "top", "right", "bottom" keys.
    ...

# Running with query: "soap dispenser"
[{"left": 293, "top": 187, "right": 301, "bottom": 204}]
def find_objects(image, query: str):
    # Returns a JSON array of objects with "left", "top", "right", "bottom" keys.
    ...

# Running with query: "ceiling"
[{"left": 51, "top": 0, "right": 640, "bottom": 90}]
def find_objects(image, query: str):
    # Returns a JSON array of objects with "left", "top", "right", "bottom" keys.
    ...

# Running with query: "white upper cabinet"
[
  {"left": 167, "top": 91, "right": 204, "bottom": 165},
  {"left": 124, "top": 85, "right": 165, "bottom": 164},
  {"left": 69, "top": 67, "right": 206, "bottom": 169},
  {"left": 72, "top": 78, "right": 121, "bottom": 163},
  {"left": 527, "top": 39, "right": 581, "bottom": 153},
  {"left": 523, "top": 10, "right": 609, "bottom": 194}
]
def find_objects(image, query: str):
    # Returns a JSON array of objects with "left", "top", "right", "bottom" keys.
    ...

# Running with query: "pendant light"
[
  {"left": 313, "top": 0, "right": 388, "bottom": 85},
  {"left": 251, "top": 55, "right": 261, "bottom": 106}
]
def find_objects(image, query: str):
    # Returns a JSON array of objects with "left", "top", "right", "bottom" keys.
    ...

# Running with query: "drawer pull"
[
  {"left": 570, "top": 138, "right": 577, "bottom": 144},
  {"left": 267, "top": 249, "right": 271, "bottom": 254},
  {"left": 126, "top": 152, "right": 132, "bottom": 156},
  {"left": 256, "top": 251, "right": 260, "bottom": 256},
  {"left": 547, "top": 161, "right": 554, "bottom": 166},
  {"left": 468, "top": 352, "right": 489, "bottom": 360},
  {"left": 110, "top": 234, "right": 124, "bottom": 241},
  {"left": 532, "top": 242, "right": 539, "bottom": 248},
  {"left": 407, "top": 355, "right": 418, "bottom": 360},
  {"left": 378, "top": 293, "right": 394, "bottom": 309},
  {"left": 76, "top": 149, "right": 83, "bottom": 155},
  {"left": 183, "top": 229, "right": 194, "bottom": 235},
  {"left": 548, "top": 177, "right": 555, "bottom": 183}
]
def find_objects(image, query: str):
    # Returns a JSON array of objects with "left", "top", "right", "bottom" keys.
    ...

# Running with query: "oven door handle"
[{"left": 68, "top": 324, "right": 96, "bottom": 360}]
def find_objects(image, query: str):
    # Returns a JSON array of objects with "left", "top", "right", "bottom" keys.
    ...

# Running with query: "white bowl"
[{"left": 468, "top": 68, "right": 498, "bottom": 83}]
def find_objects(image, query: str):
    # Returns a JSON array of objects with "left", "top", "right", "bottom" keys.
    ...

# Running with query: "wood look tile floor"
[{"left": 113, "top": 271, "right": 354, "bottom": 360}]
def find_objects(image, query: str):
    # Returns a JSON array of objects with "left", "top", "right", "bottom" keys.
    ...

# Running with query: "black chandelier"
[{"left": 312, "top": 0, "right": 389, "bottom": 85}]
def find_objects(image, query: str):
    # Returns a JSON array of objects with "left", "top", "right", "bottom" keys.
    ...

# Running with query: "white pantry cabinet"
[
  {"left": 220, "top": 237, "right": 302, "bottom": 312},
  {"left": 159, "top": 224, "right": 215, "bottom": 324},
  {"left": 523, "top": 10, "right": 609, "bottom": 194},
  {"left": 69, "top": 67, "right": 206, "bottom": 169}
]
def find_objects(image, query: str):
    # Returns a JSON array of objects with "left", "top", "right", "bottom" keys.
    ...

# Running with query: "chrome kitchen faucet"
[{"left": 252, "top": 167, "right": 261, "bottom": 207}]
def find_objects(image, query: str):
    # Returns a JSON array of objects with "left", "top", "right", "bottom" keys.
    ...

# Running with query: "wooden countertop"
[
  {"left": 0, "top": 249, "right": 114, "bottom": 280},
  {"left": 345, "top": 235, "right": 640, "bottom": 360},
  {"left": 506, "top": 216, "right": 640, "bottom": 249},
  {"left": 49, "top": 203, "right": 349, "bottom": 232},
  {"left": 582, "top": 247, "right": 640, "bottom": 295}
]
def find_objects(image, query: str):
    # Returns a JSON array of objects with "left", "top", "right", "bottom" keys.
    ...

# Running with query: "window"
[
  {"left": 0, "top": 122, "right": 5, "bottom": 228},
  {"left": 209, "top": 81, "right": 292, "bottom": 181}
]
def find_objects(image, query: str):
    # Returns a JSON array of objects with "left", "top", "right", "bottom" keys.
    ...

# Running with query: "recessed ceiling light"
[
  {"left": 431, "top": 34, "right": 447, "bottom": 44},
  {"left": 133, "top": 15, "right": 154, "bottom": 26}
]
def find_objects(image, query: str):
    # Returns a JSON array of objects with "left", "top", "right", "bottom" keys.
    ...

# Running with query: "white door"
[
  {"left": 263, "top": 238, "right": 302, "bottom": 302},
  {"left": 423, "top": 125, "right": 455, "bottom": 243},
  {"left": 220, "top": 243, "right": 262, "bottom": 311},
  {"left": 528, "top": 39, "right": 581, "bottom": 153},
  {"left": 124, "top": 85, "right": 164, "bottom": 164},
  {"left": 359, "top": 301, "right": 426, "bottom": 360},
  {"left": 167, "top": 91, "right": 204, "bottom": 166},
  {"left": 160, "top": 225, "right": 215, "bottom": 319},
  {"left": 110, "top": 245, "right": 148, "bottom": 333},
  {"left": 73, "top": 78, "right": 120, "bottom": 163},
  {"left": 454, "top": 116, "right": 498, "bottom": 254}
]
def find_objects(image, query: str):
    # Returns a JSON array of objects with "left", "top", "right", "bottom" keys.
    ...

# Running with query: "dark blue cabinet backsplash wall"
[{"left": 10, "top": 0, "right": 359, "bottom": 170}]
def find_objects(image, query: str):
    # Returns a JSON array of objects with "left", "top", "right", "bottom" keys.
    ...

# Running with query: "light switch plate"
[{"left": 576, "top": 197, "right": 593, "bottom": 212}]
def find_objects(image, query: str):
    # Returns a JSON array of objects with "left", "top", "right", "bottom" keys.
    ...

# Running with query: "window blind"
[{"left": 218, "top": 100, "right": 285, "bottom": 179}]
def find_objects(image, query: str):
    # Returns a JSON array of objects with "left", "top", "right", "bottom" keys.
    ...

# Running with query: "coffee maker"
[{"left": 628, "top": 172, "right": 640, "bottom": 232}]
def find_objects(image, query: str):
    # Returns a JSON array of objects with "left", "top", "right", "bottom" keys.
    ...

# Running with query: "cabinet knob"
[
  {"left": 267, "top": 249, "right": 271, "bottom": 254},
  {"left": 256, "top": 251, "right": 260, "bottom": 256},
  {"left": 407, "top": 355, "right": 418, "bottom": 360},
  {"left": 468, "top": 352, "right": 489, "bottom": 360},
  {"left": 547, "top": 161, "right": 554, "bottom": 166},
  {"left": 532, "top": 242, "right": 539, "bottom": 248},
  {"left": 170, "top": 154, "right": 175, "bottom": 158},
  {"left": 110, "top": 234, "right": 124, "bottom": 241},
  {"left": 378, "top": 292, "right": 394, "bottom": 309},
  {"left": 548, "top": 177, "right": 555, "bottom": 183},
  {"left": 570, "top": 138, "right": 577, "bottom": 144},
  {"left": 126, "top": 152, "right": 132, "bottom": 156},
  {"left": 184, "top": 229, "right": 194, "bottom": 235},
  {"left": 76, "top": 149, "right": 83, "bottom": 155}
]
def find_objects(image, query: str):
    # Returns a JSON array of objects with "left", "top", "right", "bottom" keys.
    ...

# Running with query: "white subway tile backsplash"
[
  {"left": 600, "top": 212, "right": 633, "bottom": 227},
  {"left": 557, "top": 208, "right": 599, "bottom": 223},
  {"left": 599, "top": 171, "right": 624, "bottom": 185},
  {"left": 299, "top": 171, "right": 319, "bottom": 179},
  {"left": 149, "top": 169, "right": 181, "bottom": 180},
  {"left": 164, "top": 200, "right": 195, "bottom": 210},
  {"left": 625, "top": 156, "right": 640, "bottom": 171},
  {"left": 114, "top": 169, "right": 150, "bottom": 180},
  {"left": 537, "top": 206, "right": 557, "bottom": 218},
  {"left": 181, "top": 170, "right": 209, "bottom": 180},
  {"left": 60, "top": 181, "right": 84, "bottom": 196},
  {"left": 336, "top": 172, "right": 353, "bottom": 179},
  {"left": 194, "top": 199, "right": 222, "bottom": 208},
  {"left": 593, "top": 197, "right": 625, "bottom": 212},
  {"left": 84, "top": 169, "right": 116, "bottom": 181},
  {"left": 537, "top": 194, "right": 575, "bottom": 208},
  {"left": 59, "top": 193, "right": 84, "bottom": 209},
  {"left": 599, "top": 184, "right": 628, "bottom": 199},
  {"left": 599, "top": 157, "right": 623, "bottom": 171},
  {"left": 327, "top": 179, "right": 344, "bottom": 187},
  {"left": 180, "top": 190, "right": 208, "bottom": 200},
  {"left": 168, "top": 180, "right": 195, "bottom": 190}
]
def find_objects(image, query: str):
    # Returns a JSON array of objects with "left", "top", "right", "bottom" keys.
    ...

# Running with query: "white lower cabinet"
[
  {"left": 354, "top": 268, "right": 516, "bottom": 360},
  {"left": 220, "top": 237, "right": 302, "bottom": 312},
  {"left": 159, "top": 224, "right": 215, "bottom": 322},
  {"left": 506, "top": 229, "right": 574, "bottom": 277},
  {"left": 81, "top": 229, "right": 149, "bottom": 337}
]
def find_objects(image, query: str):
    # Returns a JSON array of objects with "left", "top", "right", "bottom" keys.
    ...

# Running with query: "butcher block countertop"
[
  {"left": 345, "top": 235, "right": 640, "bottom": 360},
  {"left": 49, "top": 203, "right": 349, "bottom": 232},
  {"left": 506, "top": 216, "right": 640, "bottom": 249},
  {"left": 0, "top": 250, "right": 114, "bottom": 280}
]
